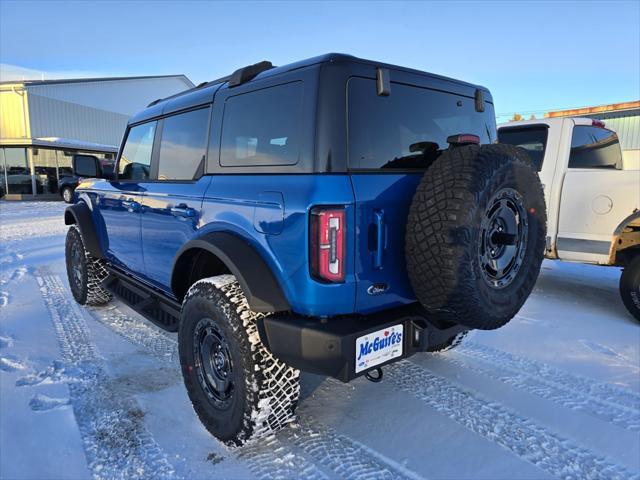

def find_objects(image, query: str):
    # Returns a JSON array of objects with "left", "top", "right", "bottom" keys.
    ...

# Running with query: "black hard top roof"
[{"left": 129, "top": 53, "right": 491, "bottom": 125}]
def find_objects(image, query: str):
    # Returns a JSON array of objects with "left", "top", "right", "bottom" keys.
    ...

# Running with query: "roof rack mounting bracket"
[
  {"left": 376, "top": 68, "right": 390, "bottom": 96},
  {"left": 475, "top": 88, "right": 485, "bottom": 112},
  {"left": 228, "top": 61, "right": 274, "bottom": 88}
]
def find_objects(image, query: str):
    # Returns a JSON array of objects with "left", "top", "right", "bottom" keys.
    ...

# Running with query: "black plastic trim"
[
  {"left": 172, "top": 232, "right": 290, "bottom": 312},
  {"left": 228, "top": 61, "right": 274, "bottom": 87},
  {"left": 64, "top": 202, "right": 104, "bottom": 258},
  {"left": 259, "top": 304, "right": 467, "bottom": 382}
]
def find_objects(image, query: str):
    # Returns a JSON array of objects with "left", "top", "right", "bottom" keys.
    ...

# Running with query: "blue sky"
[{"left": 1, "top": 0, "right": 638, "bottom": 121}]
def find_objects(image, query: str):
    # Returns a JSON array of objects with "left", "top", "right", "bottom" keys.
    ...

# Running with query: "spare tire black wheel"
[{"left": 406, "top": 144, "right": 546, "bottom": 330}]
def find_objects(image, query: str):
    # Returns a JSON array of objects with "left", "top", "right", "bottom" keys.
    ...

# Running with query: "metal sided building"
[
  {"left": 546, "top": 100, "right": 640, "bottom": 170},
  {"left": 0, "top": 74, "right": 194, "bottom": 199}
]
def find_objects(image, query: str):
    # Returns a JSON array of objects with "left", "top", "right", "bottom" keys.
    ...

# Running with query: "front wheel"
[
  {"left": 178, "top": 276, "right": 300, "bottom": 445},
  {"left": 620, "top": 255, "right": 640, "bottom": 322},
  {"left": 65, "top": 226, "right": 111, "bottom": 305}
]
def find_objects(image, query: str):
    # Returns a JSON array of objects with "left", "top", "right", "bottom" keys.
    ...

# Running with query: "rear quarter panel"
[{"left": 199, "top": 174, "right": 357, "bottom": 316}]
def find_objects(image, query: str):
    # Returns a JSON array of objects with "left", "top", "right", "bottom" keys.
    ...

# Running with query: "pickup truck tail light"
[{"left": 310, "top": 207, "right": 346, "bottom": 282}]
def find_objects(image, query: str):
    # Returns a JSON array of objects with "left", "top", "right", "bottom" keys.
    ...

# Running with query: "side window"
[
  {"left": 157, "top": 108, "right": 210, "bottom": 180},
  {"left": 497, "top": 126, "right": 548, "bottom": 171},
  {"left": 569, "top": 126, "right": 622, "bottom": 169},
  {"left": 348, "top": 78, "right": 495, "bottom": 170},
  {"left": 118, "top": 122, "right": 156, "bottom": 180},
  {"left": 220, "top": 82, "right": 302, "bottom": 167}
]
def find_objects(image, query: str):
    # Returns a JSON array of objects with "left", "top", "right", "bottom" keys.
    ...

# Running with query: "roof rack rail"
[
  {"left": 228, "top": 61, "right": 274, "bottom": 87},
  {"left": 144, "top": 60, "right": 274, "bottom": 109}
]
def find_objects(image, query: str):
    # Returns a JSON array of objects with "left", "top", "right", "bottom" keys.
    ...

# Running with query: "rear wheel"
[
  {"left": 405, "top": 144, "right": 546, "bottom": 330},
  {"left": 620, "top": 254, "right": 640, "bottom": 322},
  {"left": 178, "top": 276, "right": 300, "bottom": 445}
]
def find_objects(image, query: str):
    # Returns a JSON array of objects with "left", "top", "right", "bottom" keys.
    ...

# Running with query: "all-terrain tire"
[
  {"left": 620, "top": 254, "right": 640, "bottom": 322},
  {"left": 406, "top": 144, "right": 546, "bottom": 330},
  {"left": 178, "top": 275, "right": 300, "bottom": 445},
  {"left": 65, "top": 225, "right": 111, "bottom": 306}
]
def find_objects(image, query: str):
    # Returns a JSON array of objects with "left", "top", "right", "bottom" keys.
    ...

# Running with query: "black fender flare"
[
  {"left": 171, "top": 232, "right": 290, "bottom": 313},
  {"left": 64, "top": 202, "right": 104, "bottom": 258}
]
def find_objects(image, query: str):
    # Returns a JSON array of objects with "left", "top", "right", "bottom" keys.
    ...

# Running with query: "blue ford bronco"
[{"left": 65, "top": 54, "right": 546, "bottom": 445}]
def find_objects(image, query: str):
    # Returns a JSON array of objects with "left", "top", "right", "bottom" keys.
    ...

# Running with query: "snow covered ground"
[{"left": 1, "top": 200, "right": 638, "bottom": 480}]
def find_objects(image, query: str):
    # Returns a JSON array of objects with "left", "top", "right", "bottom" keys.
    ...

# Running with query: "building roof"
[
  {"left": 0, "top": 74, "right": 194, "bottom": 88},
  {"left": 546, "top": 100, "right": 640, "bottom": 118},
  {"left": 0, "top": 137, "right": 119, "bottom": 152}
]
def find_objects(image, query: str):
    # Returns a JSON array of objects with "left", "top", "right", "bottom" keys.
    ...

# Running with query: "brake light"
[
  {"left": 447, "top": 134, "right": 480, "bottom": 146},
  {"left": 310, "top": 207, "right": 346, "bottom": 282},
  {"left": 592, "top": 119, "right": 606, "bottom": 128}
]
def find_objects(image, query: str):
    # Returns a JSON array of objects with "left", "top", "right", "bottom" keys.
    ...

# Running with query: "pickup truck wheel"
[
  {"left": 406, "top": 144, "right": 546, "bottom": 330},
  {"left": 65, "top": 225, "right": 111, "bottom": 305},
  {"left": 620, "top": 254, "right": 640, "bottom": 321},
  {"left": 178, "top": 276, "right": 300, "bottom": 445},
  {"left": 61, "top": 186, "right": 74, "bottom": 204}
]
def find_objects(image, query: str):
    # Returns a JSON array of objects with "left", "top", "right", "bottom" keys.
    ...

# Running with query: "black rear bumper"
[{"left": 258, "top": 304, "right": 467, "bottom": 382}]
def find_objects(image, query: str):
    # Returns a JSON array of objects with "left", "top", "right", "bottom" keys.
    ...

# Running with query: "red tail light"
[
  {"left": 310, "top": 207, "right": 346, "bottom": 282},
  {"left": 447, "top": 133, "right": 480, "bottom": 146}
]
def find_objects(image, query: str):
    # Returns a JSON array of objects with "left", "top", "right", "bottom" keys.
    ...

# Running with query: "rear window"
[
  {"left": 569, "top": 126, "right": 622, "bottom": 169},
  {"left": 220, "top": 82, "right": 303, "bottom": 167},
  {"left": 498, "top": 125, "right": 548, "bottom": 171},
  {"left": 348, "top": 77, "right": 495, "bottom": 170}
]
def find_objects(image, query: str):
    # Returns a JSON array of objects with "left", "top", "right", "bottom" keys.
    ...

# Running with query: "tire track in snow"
[
  {"left": 431, "top": 350, "right": 640, "bottom": 432},
  {"left": 36, "top": 268, "right": 177, "bottom": 480},
  {"left": 284, "top": 420, "right": 422, "bottom": 480},
  {"left": 90, "top": 302, "right": 422, "bottom": 480},
  {"left": 458, "top": 341, "right": 640, "bottom": 411},
  {"left": 89, "top": 304, "right": 179, "bottom": 363},
  {"left": 236, "top": 434, "right": 330, "bottom": 480},
  {"left": 90, "top": 302, "right": 327, "bottom": 480},
  {"left": 387, "top": 361, "right": 638, "bottom": 480}
]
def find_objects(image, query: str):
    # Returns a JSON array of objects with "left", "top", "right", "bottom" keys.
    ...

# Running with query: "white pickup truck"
[{"left": 498, "top": 117, "right": 640, "bottom": 321}]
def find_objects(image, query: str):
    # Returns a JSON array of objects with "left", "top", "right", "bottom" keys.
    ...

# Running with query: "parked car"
[
  {"left": 64, "top": 54, "right": 546, "bottom": 445},
  {"left": 59, "top": 159, "right": 114, "bottom": 203},
  {"left": 498, "top": 117, "right": 640, "bottom": 321}
]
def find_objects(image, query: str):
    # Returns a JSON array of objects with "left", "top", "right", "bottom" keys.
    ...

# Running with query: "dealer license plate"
[{"left": 355, "top": 324, "right": 404, "bottom": 373}]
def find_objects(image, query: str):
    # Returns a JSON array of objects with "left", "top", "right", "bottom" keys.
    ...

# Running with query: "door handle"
[
  {"left": 374, "top": 209, "right": 385, "bottom": 269},
  {"left": 170, "top": 203, "right": 197, "bottom": 218},
  {"left": 122, "top": 198, "right": 140, "bottom": 212}
]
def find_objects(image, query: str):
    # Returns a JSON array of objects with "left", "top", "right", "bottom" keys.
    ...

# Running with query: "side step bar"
[{"left": 104, "top": 268, "right": 181, "bottom": 332}]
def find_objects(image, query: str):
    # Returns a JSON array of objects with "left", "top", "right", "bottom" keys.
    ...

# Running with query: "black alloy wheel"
[{"left": 478, "top": 188, "right": 528, "bottom": 289}]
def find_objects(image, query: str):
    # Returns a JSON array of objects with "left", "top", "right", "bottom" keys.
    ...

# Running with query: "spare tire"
[{"left": 405, "top": 144, "right": 546, "bottom": 330}]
